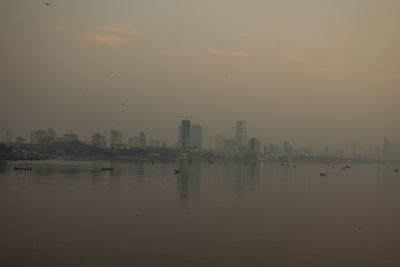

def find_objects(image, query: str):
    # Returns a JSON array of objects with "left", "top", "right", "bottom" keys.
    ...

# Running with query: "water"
[{"left": 0, "top": 160, "right": 399, "bottom": 266}]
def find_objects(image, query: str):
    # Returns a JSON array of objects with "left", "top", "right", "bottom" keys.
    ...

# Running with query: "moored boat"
[{"left": 14, "top": 166, "right": 32, "bottom": 171}]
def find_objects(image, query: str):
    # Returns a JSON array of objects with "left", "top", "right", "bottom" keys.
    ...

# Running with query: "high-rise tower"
[
  {"left": 181, "top": 120, "right": 191, "bottom": 150},
  {"left": 235, "top": 120, "right": 247, "bottom": 151}
]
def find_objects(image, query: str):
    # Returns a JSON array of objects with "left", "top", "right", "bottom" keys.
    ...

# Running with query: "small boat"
[
  {"left": 394, "top": 168, "right": 399, "bottom": 173},
  {"left": 174, "top": 169, "right": 181, "bottom": 174},
  {"left": 14, "top": 166, "right": 32, "bottom": 171},
  {"left": 320, "top": 172, "right": 327, "bottom": 176},
  {"left": 280, "top": 163, "right": 284, "bottom": 166},
  {"left": 101, "top": 167, "right": 114, "bottom": 171}
]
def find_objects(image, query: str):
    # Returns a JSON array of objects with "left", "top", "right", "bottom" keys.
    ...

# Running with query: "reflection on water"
[
  {"left": 0, "top": 160, "right": 399, "bottom": 266},
  {"left": 176, "top": 162, "right": 201, "bottom": 206}
]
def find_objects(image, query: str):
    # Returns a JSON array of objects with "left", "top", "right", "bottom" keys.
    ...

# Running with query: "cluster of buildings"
[{"left": 2, "top": 122, "right": 400, "bottom": 162}]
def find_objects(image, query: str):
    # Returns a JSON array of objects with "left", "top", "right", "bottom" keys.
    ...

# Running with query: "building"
[
  {"left": 15, "top": 136, "right": 26, "bottom": 144},
  {"left": 5, "top": 130, "right": 13, "bottom": 144},
  {"left": 140, "top": 132, "right": 146, "bottom": 148},
  {"left": 283, "top": 141, "right": 292, "bottom": 157},
  {"left": 30, "top": 129, "right": 46, "bottom": 144},
  {"left": 92, "top": 133, "right": 106, "bottom": 148},
  {"left": 181, "top": 120, "right": 191, "bottom": 150},
  {"left": 383, "top": 138, "right": 392, "bottom": 160},
  {"left": 64, "top": 133, "right": 78, "bottom": 142},
  {"left": 224, "top": 139, "right": 236, "bottom": 157},
  {"left": 128, "top": 136, "right": 140, "bottom": 147},
  {"left": 216, "top": 135, "right": 224, "bottom": 154},
  {"left": 47, "top": 128, "right": 57, "bottom": 139},
  {"left": 235, "top": 121, "right": 247, "bottom": 152},
  {"left": 248, "top": 137, "right": 261, "bottom": 157},
  {"left": 191, "top": 124, "right": 203, "bottom": 149},
  {"left": 110, "top": 130, "right": 122, "bottom": 146}
]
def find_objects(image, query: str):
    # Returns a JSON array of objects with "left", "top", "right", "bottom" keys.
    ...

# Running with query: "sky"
[{"left": 0, "top": 0, "right": 399, "bottom": 151}]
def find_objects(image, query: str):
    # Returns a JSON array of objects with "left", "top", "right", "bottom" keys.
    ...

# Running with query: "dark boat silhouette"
[
  {"left": 101, "top": 167, "right": 114, "bottom": 171},
  {"left": 14, "top": 166, "right": 32, "bottom": 171}
]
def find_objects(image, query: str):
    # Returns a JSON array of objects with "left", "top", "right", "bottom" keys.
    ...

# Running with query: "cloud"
[
  {"left": 206, "top": 48, "right": 245, "bottom": 57},
  {"left": 80, "top": 24, "right": 145, "bottom": 47},
  {"left": 81, "top": 32, "right": 127, "bottom": 47},
  {"left": 103, "top": 24, "right": 145, "bottom": 37}
]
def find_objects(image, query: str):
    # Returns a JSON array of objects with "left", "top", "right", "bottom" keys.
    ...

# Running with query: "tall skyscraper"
[
  {"left": 140, "top": 132, "right": 146, "bottom": 148},
  {"left": 181, "top": 120, "right": 191, "bottom": 150},
  {"left": 248, "top": 137, "right": 261, "bottom": 157},
  {"left": 235, "top": 120, "right": 247, "bottom": 151},
  {"left": 191, "top": 124, "right": 203, "bottom": 148},
  {"left": 110, "top": 130, "right": 122, "bottom": 146}
]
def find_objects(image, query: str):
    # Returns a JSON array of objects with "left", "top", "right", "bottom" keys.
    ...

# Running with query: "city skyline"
[
  {"left": 1, "top": 1, "right": 399, "bottom": 150},
  {"left": 3, "top": 120, "right": 399, "bottom": 159}
]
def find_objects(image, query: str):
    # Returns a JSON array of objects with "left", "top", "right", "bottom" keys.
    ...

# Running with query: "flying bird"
[
  {"left": 44, "top": 2, "right": 51, "bottom": 6},
  {"left": 121, "top": 102, "right": 125, "bottom": 106}
]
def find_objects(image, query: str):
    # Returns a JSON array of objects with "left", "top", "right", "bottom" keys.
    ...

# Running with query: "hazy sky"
[{"left": 1, "top": 0, "right": 399, "bottom": 151}]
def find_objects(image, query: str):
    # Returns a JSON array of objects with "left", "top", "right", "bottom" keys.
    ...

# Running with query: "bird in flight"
[
  {"left": 121, "top": 102, "right": 126, "bottom": 106},
  {"left": 44, "top": 2, "right": 51, "bottom": 6}
]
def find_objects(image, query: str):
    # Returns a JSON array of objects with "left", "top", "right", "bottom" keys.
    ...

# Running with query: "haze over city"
[{"left": 1, "top": 0, "right": 400, "bottom": 150}]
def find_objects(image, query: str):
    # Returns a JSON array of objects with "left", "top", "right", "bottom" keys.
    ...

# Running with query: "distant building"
[
  {"left": 191, "top": 124, "right": 203, "bottom": 149},
  {"left": 283, "top": 141, "right": 292, "bottom": 156},
  {"left": 140, "top": 132, "right": 146, "bottom": 148},
  {"left": 216, "top": 135, "right": 224, "bottom": 154},
  {"left": 383, "top": 138, "right": 392, "bottom": 160},
  {"left": 47, "top": 128, "right": 57, "bottom": 139},
  {"left": 15, "top": 136, "right": 26, "bottom": 144},
  {"left": 248, "top": 137, "right": 261, "bottom": 157},
  {"left": 235, "top": 121, "right": 247, "bottom": 152},
  {"left": 181, "top": 120, "right": 191, "bottom": 150},
  {"left": 128, "top": 136, "right": 140, "bottom": 147},
  {"left": 5, "top": 130, "right": 13, "bottom": 144},
  {"left": 92, "top": 133, "right": 106, "bottom": 148},
  {"left": 224, "top": 139, "right": 236, "bottom": 157},
  {"left": 110, "top": 130, "right": 122, "bottom": 146},
  {"left": 31, "top": 129, "right": 46, "bottom": 144},
  {"left": 64, "top": 133, "right": 78, "bottom": 142}
]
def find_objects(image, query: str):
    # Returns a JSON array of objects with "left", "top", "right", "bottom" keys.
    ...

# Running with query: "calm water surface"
[{"left": 0, "top": 160, "right": 399, "bottom": 266}]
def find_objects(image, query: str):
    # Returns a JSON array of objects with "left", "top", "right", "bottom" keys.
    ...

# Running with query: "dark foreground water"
[{"left": 0, "top": 160, "right": 399, "bottom": 267}]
